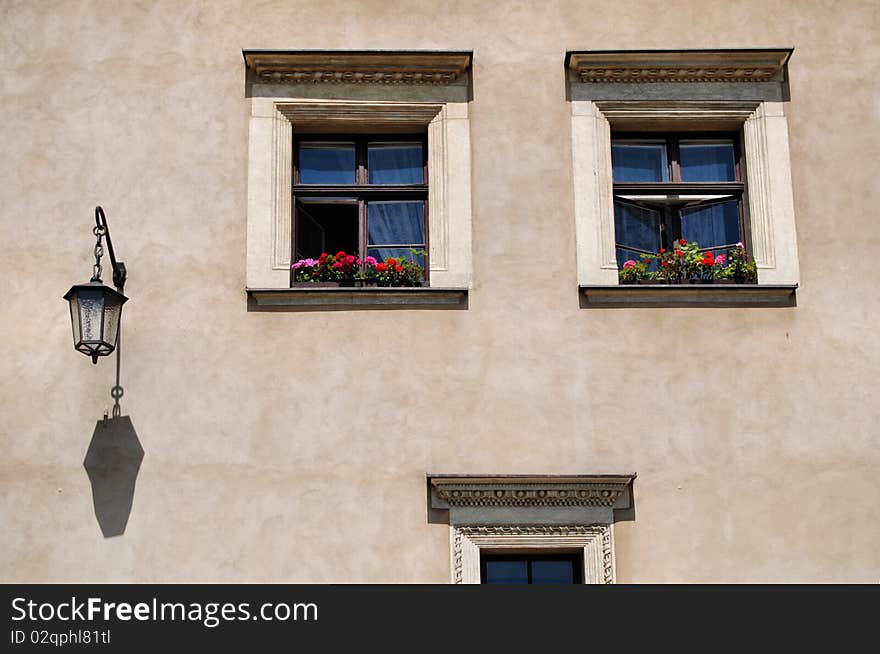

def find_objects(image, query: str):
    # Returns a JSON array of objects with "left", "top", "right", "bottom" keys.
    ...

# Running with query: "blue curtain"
[
  {"left": 681, "top": 200, "right": 740, "bottom": 248},
  {"left": 679, "top": 143, "right": 735, "bottom": 181},
  {"left": 368, "top": 143, "right": 423, "bottom": 184},
  {"left": 299, "top": 144, "right": 356, "bottom": 184},
  {"left": 368, "top": 201, "right": 425, "bottom": 245},
  {"left": 611, "top": 144, "right": 668, "bottom": 182}
]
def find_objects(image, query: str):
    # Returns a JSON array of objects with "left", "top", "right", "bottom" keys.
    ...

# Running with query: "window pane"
[
  {"left": 681, "top": 200, "right": 741, "bottom": 248},
  {"left": 612, "top": 142, "right": 668, "bottom": 182},
  {"left": 484, "top": 560, "right": 529, "bottom": 584},
  {"left": 368, "top": 201, "right": 425, "bottom": 245},
  {"left": 531, "top": 560, "right": 576, "bottom": 584},
  {"left": 298, "top": 143, "right": 355, "bottom": 184},
  {"left": 368, "top": 142, "right": 424, "bottom": 184},
  {"left": 295, "top": 200, "right": 359, "bottom": 260},
  {"left": 367, "top": 247, "right": 426, "bottom": 270},
  {"left": 680, "top": 142, "right": 736, "bottom": 181},
  {"left": 614, "top": 202, "right": 662, "bottom": 253}
]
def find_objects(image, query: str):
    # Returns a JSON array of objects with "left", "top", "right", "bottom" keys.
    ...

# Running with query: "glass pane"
[
  {"left": 102, "top": 294, "right": 123, "bottom": 350},
  {"left": 612, "top": 142, "right": 668, "bottom": 182},
  {"left": 368, "top": 201, "right": 425, "bottom": 245},
  {"left": 681, "top": 200, "right": 741, "bottom": 248},
  {"left": 298, "top": 143, "right": 355, "bottom": 184},
  {"left": 77, "top": 289, "right": 104, "bottom": 341},
  {"left": 368, "top": 142, "right": 423, "bottom": 184},
  {"left": 367, "top": 247, "right": 426, "bottom": 270},
  {"left": 680, "top": 142, "right": 736, "bottom": 181},
  {"left": 614, "top": 202, "right": 662, "bottom": 253},
  {"left": 295, "top": 200, "right": 359, "bottom": 260},
  {"left": 484, "top": 560, "right": 529, "bottom": 584},
  {"left": 531, "top": 560, "right": 575, "bottom": 584},
  {"left": 68, "top": 295, "right": 81, "bottom": 344}
]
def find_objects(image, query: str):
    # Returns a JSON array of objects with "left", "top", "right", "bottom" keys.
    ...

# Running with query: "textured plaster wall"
[{"left": 1, "top": 0, "right": 878, "bottom": 582}]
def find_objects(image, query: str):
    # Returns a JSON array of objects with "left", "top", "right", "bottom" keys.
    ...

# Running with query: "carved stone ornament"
[
  {"left": 568, "top": 49, "right": 792, "bottom": 83},
  {"left": 430, "top": 474, "right": 635, "bottom": 509},
  {"left": 452, "top": 525, "right": 616, "bottom": 584},
  {"left": 244, "top": 50, "right": 472, "bottom": 86}
]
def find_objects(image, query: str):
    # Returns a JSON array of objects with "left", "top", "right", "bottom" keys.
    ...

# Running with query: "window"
[
  {"left": 293, "top": 135, "right": 429, "bottom": 284},
  {"left": 243, "top": 50, "right": 474, "bottom": 307},
  {"left": 567, "top": 49, "right": 801, "bottom": 300},
  {"left": 612, "top": 133, "right": 746, "bottom": 270},
  {"left": 428, "top": 474, "right": 636, "bottom": 584},
  {"left": 481, "top": 553, "right": 583, "bottom": 584}
]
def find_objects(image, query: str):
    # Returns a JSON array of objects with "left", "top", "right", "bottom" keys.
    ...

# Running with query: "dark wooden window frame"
[
  {"left": 479, "top": 552, "right": 584, "bottom": 584},
  {"left": 611, "top": 131, "right": 751, "bottom": 260},
  {"left": 292, "top": 133, "right": 429, "bottom": 286}
]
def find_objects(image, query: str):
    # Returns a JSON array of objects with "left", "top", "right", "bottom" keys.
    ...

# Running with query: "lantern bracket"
[{"left": 94, "top": 206, "right": 126, "bottom": 293}]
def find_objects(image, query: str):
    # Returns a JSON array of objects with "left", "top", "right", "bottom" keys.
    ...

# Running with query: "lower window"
[{"left": 481, "top": 553, "right": 583, "bottom": 584}]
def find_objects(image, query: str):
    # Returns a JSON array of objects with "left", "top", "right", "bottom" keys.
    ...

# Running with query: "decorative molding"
[
  {"left": 430, "top": 474, "right": 635, "bottom": 509},
  {"left": 244, "top": 51, "right": 472, "bottom": 86},
  {"left": 451, "top": 525, "right": 615, "bottom": 584},
  {"left": 568, "top": 49, "right": 791, "bottom": 83}
]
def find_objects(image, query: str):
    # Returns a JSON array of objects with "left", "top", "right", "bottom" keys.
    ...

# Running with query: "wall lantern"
[{"left": 64, "top": 206, "right": 128, "bottom": 364}]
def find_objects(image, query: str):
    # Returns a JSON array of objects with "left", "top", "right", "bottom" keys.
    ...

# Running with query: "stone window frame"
[
  {"left": 243, "top": 51, "right": 474, "bottom": 302},
  {"left": 453, "top": 525, "right": 615, "bottom": 584},
  {"left": 567, "top": 50, "right": 800, "bottom": 298},
  {"left": 428, "top": 474, "right": 635, "bottom": 585}
]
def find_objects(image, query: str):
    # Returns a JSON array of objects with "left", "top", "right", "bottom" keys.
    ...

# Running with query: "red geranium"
[
  {"left": 676, "top": 250, "right": 684, "bottom": 257},
  {"left": 660, "top": 248, "right": 666, "bottom": 254},
  {"left": 376, "top": 263, "right": 388, "bottom": 272},
  {"left": 394, "top": 264, "right": 403, "bottom": 272}
]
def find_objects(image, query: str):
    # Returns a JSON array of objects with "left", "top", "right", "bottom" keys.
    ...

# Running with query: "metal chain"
[{"left": 92, "top": 224, "right": 105, "bottom": 281}]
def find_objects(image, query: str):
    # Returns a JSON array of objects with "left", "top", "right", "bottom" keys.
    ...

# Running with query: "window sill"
[
  {"left": 247, "top": 287, "right": 468, "bottom": 311},
  {"left": 579, "top": 284, "right": 797, "bottom": 308}
]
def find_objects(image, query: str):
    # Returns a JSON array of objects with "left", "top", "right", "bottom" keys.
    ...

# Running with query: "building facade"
[{"left": 2, "top": 0, "right": 879, "bottom": 583}]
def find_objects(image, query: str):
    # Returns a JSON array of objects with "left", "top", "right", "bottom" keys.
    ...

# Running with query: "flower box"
[
  {"left": 292, "top": 250, "right": 427, "bottom": 288},
  {"left": 618, "top": 240, "right": 758, "bottom": 286}
]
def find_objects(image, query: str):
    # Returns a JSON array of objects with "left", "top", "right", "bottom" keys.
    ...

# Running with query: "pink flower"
[
  {"left": 364, "top": 256, "right": 378, "bottom": 266},
  {"left": 715, "top": 254, "right": 726, "bottom": 265},
  {"left": 736, "top": 242, "right": 744, "bottom": 248},
  {"left": 623, "top": 260, "right": 636, "bottom": 269},
  {"left": 291, "top": 258, "right": 319, "bottom": 270}
]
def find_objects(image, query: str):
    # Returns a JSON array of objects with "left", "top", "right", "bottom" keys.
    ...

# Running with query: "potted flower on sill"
[
  {"left": 618, "top": 258, "right": 653, "bottom": 285},
  {"left": 292, "top": 249, "right": 427, "bottom": 288},
  {"left": 292, "top": 251, "right": 359, "bottom": 286},
  {"left": 621, "top": 239, "right": 757, "bottom": 285},
  {"left": 718, "top": 242, "right": 758, "bottom": 284},
  {"left": 369, "top": 249, "right": 427, "bottom": 287}
]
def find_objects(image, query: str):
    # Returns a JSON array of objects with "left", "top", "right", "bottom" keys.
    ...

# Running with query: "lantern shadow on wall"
[{"left": 65, "top": 206, "right": 144, "bottom": 537}]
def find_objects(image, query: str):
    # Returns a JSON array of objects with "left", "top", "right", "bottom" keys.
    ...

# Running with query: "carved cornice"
[
  {"left": 244, "top": 50, "right": 472, "bottom": 86},
  {"left": 429, "top": 474, "right": 636, "bottom": 509},
  {"left": 567, "top": 49, "right": 792, "bottom": 83}
]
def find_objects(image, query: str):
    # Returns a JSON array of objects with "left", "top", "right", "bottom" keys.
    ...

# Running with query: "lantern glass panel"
[
  {"left": 78, "top": 289, "right": 105, "bottom": 342},
  {"left": 102, "top": 293, "right": 123, "bottom": 349},
  {"left": 68, "top": 293, "right": 82, "bottom": 344}
]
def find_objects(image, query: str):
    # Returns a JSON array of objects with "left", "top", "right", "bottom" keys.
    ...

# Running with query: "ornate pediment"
[
  {"left": 244, "top": 50, "right": 472, "bottom": 86},
  {"left": 429, "top": 474, "right": 635, "bottom": 509},
  {"left": 567, "top": 49, "right": 792, "bottom": 83}
]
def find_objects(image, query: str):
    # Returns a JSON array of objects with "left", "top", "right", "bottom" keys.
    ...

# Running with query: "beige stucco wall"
[{"left": 2, "top": 0, "right": 878, "bottom": 583}]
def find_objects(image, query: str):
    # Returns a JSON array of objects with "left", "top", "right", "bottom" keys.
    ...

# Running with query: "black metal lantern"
[{"left": 64, "top": 207, "right": 128, "bottom": 364}]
